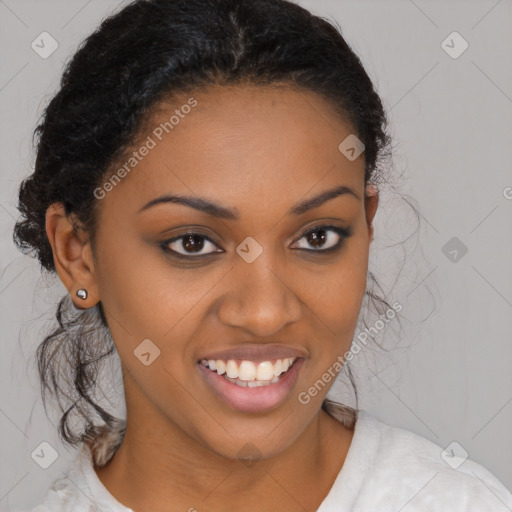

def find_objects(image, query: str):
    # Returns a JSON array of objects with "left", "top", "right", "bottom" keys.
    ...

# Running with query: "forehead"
[{"left": 98, "top": 84, "right": 365, "bottom": 218}]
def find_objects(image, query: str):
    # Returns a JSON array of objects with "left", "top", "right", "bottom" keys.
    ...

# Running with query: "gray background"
[{"left": 1, "top": 0, "right": 511, "bottom": 510}]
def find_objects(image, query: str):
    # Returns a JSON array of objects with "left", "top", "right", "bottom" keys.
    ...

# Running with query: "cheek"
[
  {"left": 94, "top": 227, "right": 196, "bottom": 328},
  {"left": 93, "top": 237, "right": 215, "bottom": 375},
  {"left": 306, "top": 241, "right": 369, "bottom": 353}
]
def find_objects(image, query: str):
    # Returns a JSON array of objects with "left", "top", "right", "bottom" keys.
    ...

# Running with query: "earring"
[{"left": 76, "top": 288, "right": 88, "bottom": 300}]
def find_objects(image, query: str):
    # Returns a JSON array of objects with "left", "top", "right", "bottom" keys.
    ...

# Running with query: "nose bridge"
[{"left": 218, "top": 242, "right": 302, "bottom": 334}]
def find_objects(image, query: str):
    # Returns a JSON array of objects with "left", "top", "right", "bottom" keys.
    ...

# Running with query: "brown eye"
[
  {"left": 161, "top": 233, "right": 222, "bottom": 258},
  {"left": 291, "top": 225, "right": 352, "bottom": 252}
]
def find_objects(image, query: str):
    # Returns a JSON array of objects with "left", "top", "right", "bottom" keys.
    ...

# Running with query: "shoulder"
[
  {"left": 26, "top": 473, "right": 87, "bottom": 512},
  {"left": 355, "top": 411, "right": 512, "bottom": 511},
  {"left": 25, "top": 441, "right": 129, "bottom": 512}
]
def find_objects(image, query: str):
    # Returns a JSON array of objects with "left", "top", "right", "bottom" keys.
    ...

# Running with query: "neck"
[{"left": 94, "top": 391, "right": 353, "bottom": 512}]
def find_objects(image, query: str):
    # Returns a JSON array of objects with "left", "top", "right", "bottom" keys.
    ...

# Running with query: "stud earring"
[{"left": 76, "top": 288, "right": 88, "bottom": 300}]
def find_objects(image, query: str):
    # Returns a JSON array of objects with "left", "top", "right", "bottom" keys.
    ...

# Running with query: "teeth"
[
  {"left": 201, "top": 357, "right": 296, "bottom": 382},
  {"left": 273, "top": 359, "right": 282, "bottom": 377},
  {"left": 216, "top": 360, "right": 226, "bottom": 375},
  {"left": 239, "top": 360, "right": 256, "bottom": 381},
  {"left": 227, "top": 375, "right": 280, "bottom": 387},
  {"left": 226, "top": 360, "right": 238, "bottom": 379},
  {"left": 256, "top": 361, "right": 274, "bottom": 381}
]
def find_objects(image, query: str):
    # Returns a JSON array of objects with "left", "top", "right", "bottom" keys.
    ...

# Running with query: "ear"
[
  {"left": 45, "top": 202, "right": 100, "bottom": 309},
  {"left": 364, "top": 182, "right": 379, "bottom": 242}
]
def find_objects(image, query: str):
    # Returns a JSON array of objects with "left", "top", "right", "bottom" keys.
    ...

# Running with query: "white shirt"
[{"left": 28, "top": 410, "right": 512, "bottom": 511}]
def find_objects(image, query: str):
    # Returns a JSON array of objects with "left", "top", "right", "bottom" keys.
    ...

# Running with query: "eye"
[
  {"left": 161, "top": 232, "right": 222, "bottom": 258},
  {"left": 161, "top": 224, "right": 352, "bottom": 260},
  {"left": 291, "top": 225, "right": 352, "bottom": 253}
]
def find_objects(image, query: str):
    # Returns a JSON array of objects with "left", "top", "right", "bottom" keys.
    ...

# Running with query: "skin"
[{"left": 45, "top": 83, "right": 379, "bottom": 512}]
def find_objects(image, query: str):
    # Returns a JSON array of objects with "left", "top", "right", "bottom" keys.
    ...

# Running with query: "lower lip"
[{"left": 197, "top": 358, "right": 305, "bottom": 413}]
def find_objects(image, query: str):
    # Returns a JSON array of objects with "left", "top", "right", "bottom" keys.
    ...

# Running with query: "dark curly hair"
[{"left": 13, "top": 0, "right": 405, "bottom": 454}]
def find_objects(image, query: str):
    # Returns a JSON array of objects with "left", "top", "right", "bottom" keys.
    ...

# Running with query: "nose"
[{"left": 216, "top": 255, "right": 303, "bottom": 338}]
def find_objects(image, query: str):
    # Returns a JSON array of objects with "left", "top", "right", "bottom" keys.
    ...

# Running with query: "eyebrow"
[{"left": 137, "top": 184, "right": 360, "bottom": 219}]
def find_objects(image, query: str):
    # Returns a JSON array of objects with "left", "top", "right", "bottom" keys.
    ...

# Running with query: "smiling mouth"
[{"left": 199, "top": 357, "right": 298, "bottom": 387}]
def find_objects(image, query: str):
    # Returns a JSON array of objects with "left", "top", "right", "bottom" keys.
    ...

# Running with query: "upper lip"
[{"left": 199, "top": 343, "right": 308, "bottom": 363}]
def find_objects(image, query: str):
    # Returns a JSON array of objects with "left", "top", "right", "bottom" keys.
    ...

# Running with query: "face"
[{"left": 63, "top": 84, "right": 378, "bottom": 460}]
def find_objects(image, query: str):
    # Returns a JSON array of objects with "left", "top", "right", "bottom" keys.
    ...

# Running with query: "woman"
[{"left": 13, "top": 0, "right": 512, "bottom": 510}]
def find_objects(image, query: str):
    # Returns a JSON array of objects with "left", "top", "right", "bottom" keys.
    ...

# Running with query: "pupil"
[
  {"left": 183, "top": 234, "right": 204, "bottom": 253},
  {"left": 308, "top": 229, "right": 326, "bottom": 248}
]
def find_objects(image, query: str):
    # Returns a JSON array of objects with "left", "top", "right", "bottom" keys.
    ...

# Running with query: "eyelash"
[{"left": 160, "top": 224, "right": 353, "bottom": 260}]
